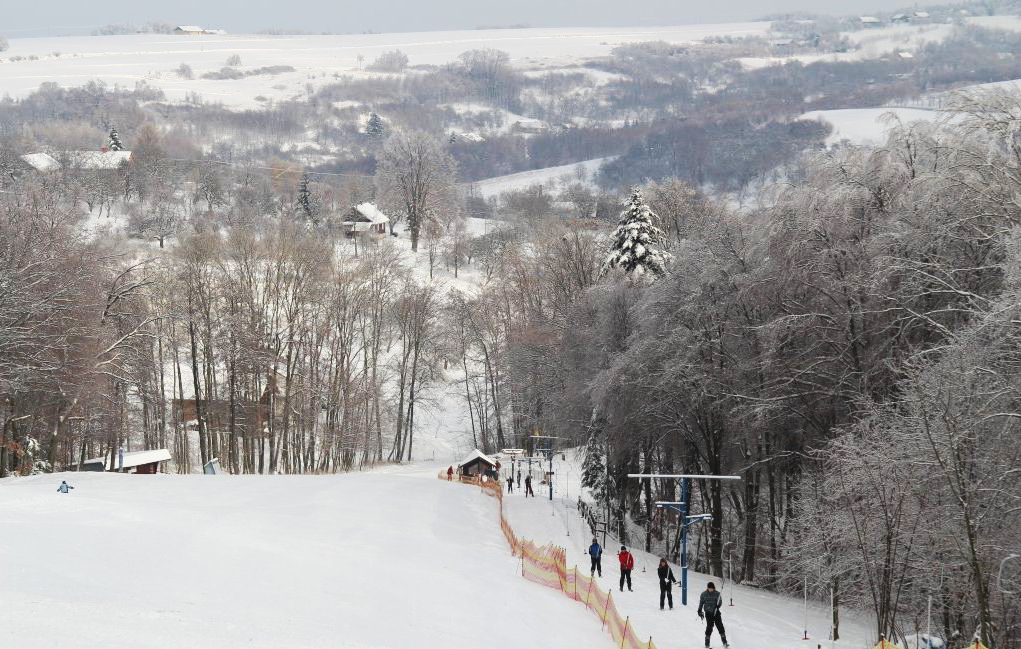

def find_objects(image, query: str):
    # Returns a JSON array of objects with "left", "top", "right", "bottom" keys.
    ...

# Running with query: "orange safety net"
[{"left": 441, "top": 472, "right": 657, "bottom": 649}]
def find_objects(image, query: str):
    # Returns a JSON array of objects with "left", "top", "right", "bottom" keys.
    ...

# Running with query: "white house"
[
  {"left": 342, "top": 202, "right": 390, "bottom": 237},
  {"left": 174, "top": 25, "right": 205, "bottom": 35}
]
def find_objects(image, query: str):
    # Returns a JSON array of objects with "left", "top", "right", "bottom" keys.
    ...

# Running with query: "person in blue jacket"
[
  {"left": 57, "top": 481, "right": 74, "bottom": 493},
  {"left": 588, "top": 537, "right": 603, "bottom": 577}
]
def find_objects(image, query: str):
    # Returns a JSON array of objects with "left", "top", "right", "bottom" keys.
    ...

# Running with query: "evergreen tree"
[
  {"left": 108, "top": 127, "right": 124, "bottom": 151},
  {"left": 581, "top": 420, "right": 610, "bottom": 505},
  {"left": 366, "top": 112, "right": 385, "bottom": 137},
  {"left": 602, "top": 187, "right": 671, "bottom": 277},
  {"left": 296, "top": 173, "right": 321, "bottom": 223}
]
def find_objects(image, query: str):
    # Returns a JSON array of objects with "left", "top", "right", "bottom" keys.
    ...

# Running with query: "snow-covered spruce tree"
[
  {"left": 602, "top": 187, "right": 671, "bottom": 277},
  {"left": 366, "top": 112, "right": 385, "bottom": 137},
  {"left": 296, "top": 173, "right": 321, "bottom": 223},
  {"left": 581, "top": 421, "right": 610, "bottom": 505},
  {"left": 108, "top": 127, "right": 124, "bottom": 151}
]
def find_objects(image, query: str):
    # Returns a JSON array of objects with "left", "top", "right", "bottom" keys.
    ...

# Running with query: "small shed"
[
  {"left": 174, "top": 26, "right": 205, "bottom": 35},
  {"left": 342, "top": 202, "right": 390, "bottom": 237},
  {"left": 458, "top": 449, "right": 498, "bottom": 479},
  {"left": 83, "top": 448, "right": 172, "bottom": 474}
]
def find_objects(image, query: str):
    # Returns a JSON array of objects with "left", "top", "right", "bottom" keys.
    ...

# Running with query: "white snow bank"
[{"left": 471, "top": 158, "right": 610, "bottom": 198}]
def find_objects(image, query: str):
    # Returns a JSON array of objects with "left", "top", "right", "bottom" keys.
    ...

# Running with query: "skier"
[
  {"left": 57, "top": 480, "right": 74, "bottom": 494},
  {"left": 657, "top": 558, "right": 676, "bottom": 610},
  {"left": 446, "top": 466, "right": 454, "bottom": 481},
  {"left": 588, "top": 538, "right": 603, "bottom": 577},
  {"left": 525, "top": 474, "right": 535, "bottom": 497},
  {"left": 507, "top": 472, "right": 514, "bottom": 493},
  {"left": 516, "top": 471, "right": 521, "bottom": 489},
  {"left": 618, "top": 545, "right": 634, "bottom": 592},
  {"left": 697, "top": 581, "right": 729, "bottom": 647}
]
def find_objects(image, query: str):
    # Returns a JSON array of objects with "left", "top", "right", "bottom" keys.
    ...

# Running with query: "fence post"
[
  {"left": 585, "top": 574, "right": 593, "bottom": 607},
  {"left": 603, "top": 592, "right": 611, "bottom": 628},
  {"left": 621, "top": 616, "right": 629, "bottom": 649},
  {"left": 574, "top": 566, "right": 578, "bottom": 600}
]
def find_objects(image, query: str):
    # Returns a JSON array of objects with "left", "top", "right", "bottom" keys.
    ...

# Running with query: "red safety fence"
[{"left": 441, "top": 471, "right": 657, "bottom": 649}]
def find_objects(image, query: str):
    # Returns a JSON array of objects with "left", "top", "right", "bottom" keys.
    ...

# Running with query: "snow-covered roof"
[
  {"left": 859, "top": 16, "right": 881, "bottom": 23},
  {"left": 175, "top": 25, "right": 205, "bottom": 32},
  {"left": 83, "top": 448, "right": 172, "bottom": 469},
  {"left": 913, "top": 11, "right": 930, "bottom": 18},
  {"left": 64, "top": 151, "right": 132, "bottom": 170},
  {"left": 20, "top": 153, "right": 60, "bottom": 172},
  {"left": 344, "top": 202, "right": 390, "bottom": 225},
  {"left": 458, "top": 449, "right": 497, "bottom": 469}
]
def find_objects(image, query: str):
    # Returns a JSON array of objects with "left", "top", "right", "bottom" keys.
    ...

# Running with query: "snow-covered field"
[
  {"left": 801, "top": 107, "right": 944, "bottom": 146},
  {"left": 0, "top": 22, "right": 770, "bottom": 108},
  {"left": 1, "top": 458, "right": 878, "bottom": 649},
  {"left": 0, "top": 466, "right": 611, "bottom": 649},
  {"left": 470, "top": 158, "right": 609, "bottom": 198}
]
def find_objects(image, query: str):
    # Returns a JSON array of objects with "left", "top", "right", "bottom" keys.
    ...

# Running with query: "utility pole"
[
  {"left": 630, "top": 473, "right": 741, "bottom": 607},
  {"left": 531, "top": 435, "right": 559, "bottom": 501}
]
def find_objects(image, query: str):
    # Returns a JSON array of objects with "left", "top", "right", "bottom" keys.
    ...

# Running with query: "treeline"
[{"left": 488, "top": 93, "right": 1020, "bottom": 647}]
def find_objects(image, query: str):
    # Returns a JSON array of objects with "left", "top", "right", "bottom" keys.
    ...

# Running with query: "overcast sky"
[{"left": 5, "top": 0, "right": 915, "bottom": 36}]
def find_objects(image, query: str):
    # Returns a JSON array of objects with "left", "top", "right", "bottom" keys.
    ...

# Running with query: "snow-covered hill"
[
  {"left": 0, "top": 467, "right": 607, "bottom": 649},
  {"left": 1, "top": 461, "right": 879, "bottom": 649},
  {"left": 0, "top": 22, "right": 770, "bottom": 108}
]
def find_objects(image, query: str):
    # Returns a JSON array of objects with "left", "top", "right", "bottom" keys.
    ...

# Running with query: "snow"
[
  {"left": 965, "top": 15, "right": 1021, "bottom": 32},
  {"left": 82, "top": 448, "right": 172, "bottom": 470},
  {"left": 0, "top": 468, "right": 609, "bottom": 649},
  {"left": 20, "top": 152, "right": 60, "bottom": 171},
  {"left": 470, "top": 157, "right": 609, "bottom": 198},
  {"left": 800, "top": 107, "right": 944, "bottom": 146},
  {"left": 499, "top": 449, "right": 878, "bottom": 649},
  {"left": 458, "top": 448, "right": 498, "bottom": 468},
  {"left": 349, "top": 202, "right": 390, "bottom": 225},
  {"left": 0, "top": 23, "right": 771, "bottom": 109}
]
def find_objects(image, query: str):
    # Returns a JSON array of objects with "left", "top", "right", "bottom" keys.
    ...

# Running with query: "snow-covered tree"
[
  {"left": 581, "top": 419, "right": 610, "bottom": 505},
  {"left": 108, "top": 127, "right": 124, "bottom": 151},
  {"left": 366, "top": 112, "right": 385, "bottom": 137},
  {"left": 296, "top": 172, "right": 322, "bottom": 223},
  {"left": 602, "top": 188, "right": 671, "bottom": 277}
]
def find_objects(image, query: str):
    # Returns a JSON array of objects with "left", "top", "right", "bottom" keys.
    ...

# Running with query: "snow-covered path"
[{"left": 0, "top": 467, "right": 607, "bottom": 649}]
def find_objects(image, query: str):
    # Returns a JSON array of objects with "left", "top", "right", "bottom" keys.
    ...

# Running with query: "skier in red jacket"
[
  {"left": 618, "top": 546, "right": 635, "bottom": 592},
  {"left": 446, "top": 466, "right": 454, "bottom": 481}
]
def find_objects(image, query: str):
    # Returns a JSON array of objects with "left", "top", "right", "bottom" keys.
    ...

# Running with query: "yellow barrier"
[{"left": 442, "top": 472, "right": 657, "bottom": 649}]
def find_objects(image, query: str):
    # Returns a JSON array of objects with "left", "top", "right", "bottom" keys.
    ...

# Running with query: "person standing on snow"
[
  {"left": 657, "top": 558, "right": 676, "bottom": 610},
  {"left": 697, "top": 581, "right": 729, "bottom": 647},
  {"left": 57, "top": 481, "right": 74, "bottom": 493},
  {"left": 507, "top": 472, "right": 514, "bottom": 493},
  {"left": 516, "top": 471, "right": 521, "bottom": 489},
  {"left": 618, "top": 545, "right": 634, "bottom": 592},
  {"left": 446, "top": 466, "right": 454, "bottom": 481},
  {"left": 588, "top": 538, "right": 603, "bottom": 577},
  {"left": 524, "top": 474, "right": 534, "bottom": 497}
]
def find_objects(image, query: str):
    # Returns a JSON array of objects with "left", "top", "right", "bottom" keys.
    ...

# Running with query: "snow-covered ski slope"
[
  {"left": 0, "top": 22, "right": 769, "bottom": 108},
  {"left": 2, "top": 461, "right": 877, "bottom": 649},
  {"left": 0, "top": 466, "right": 609, "bottom": 649}
]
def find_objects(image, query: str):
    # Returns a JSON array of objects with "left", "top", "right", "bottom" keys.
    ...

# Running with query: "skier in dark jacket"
[
  {"left": 588, "top": 538, "right": 603, "bottom": 576},
  {"left": 507, "top": 472, "right": 514, "bottom": 493},
  {"left": 618, "top": 546, "right": 634, "bottom": 592},
  {"left": 57, "top": 481, "right": 74, "bottom": 493},
  {"left": 657, "top": 558, "right": 676, "bottom": 610},
  {"left": 524, "top": 474, "right": 534, "bottom": 497},
  {"left": 697, "top": 582, "right": 729, "bottom": 647}
]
